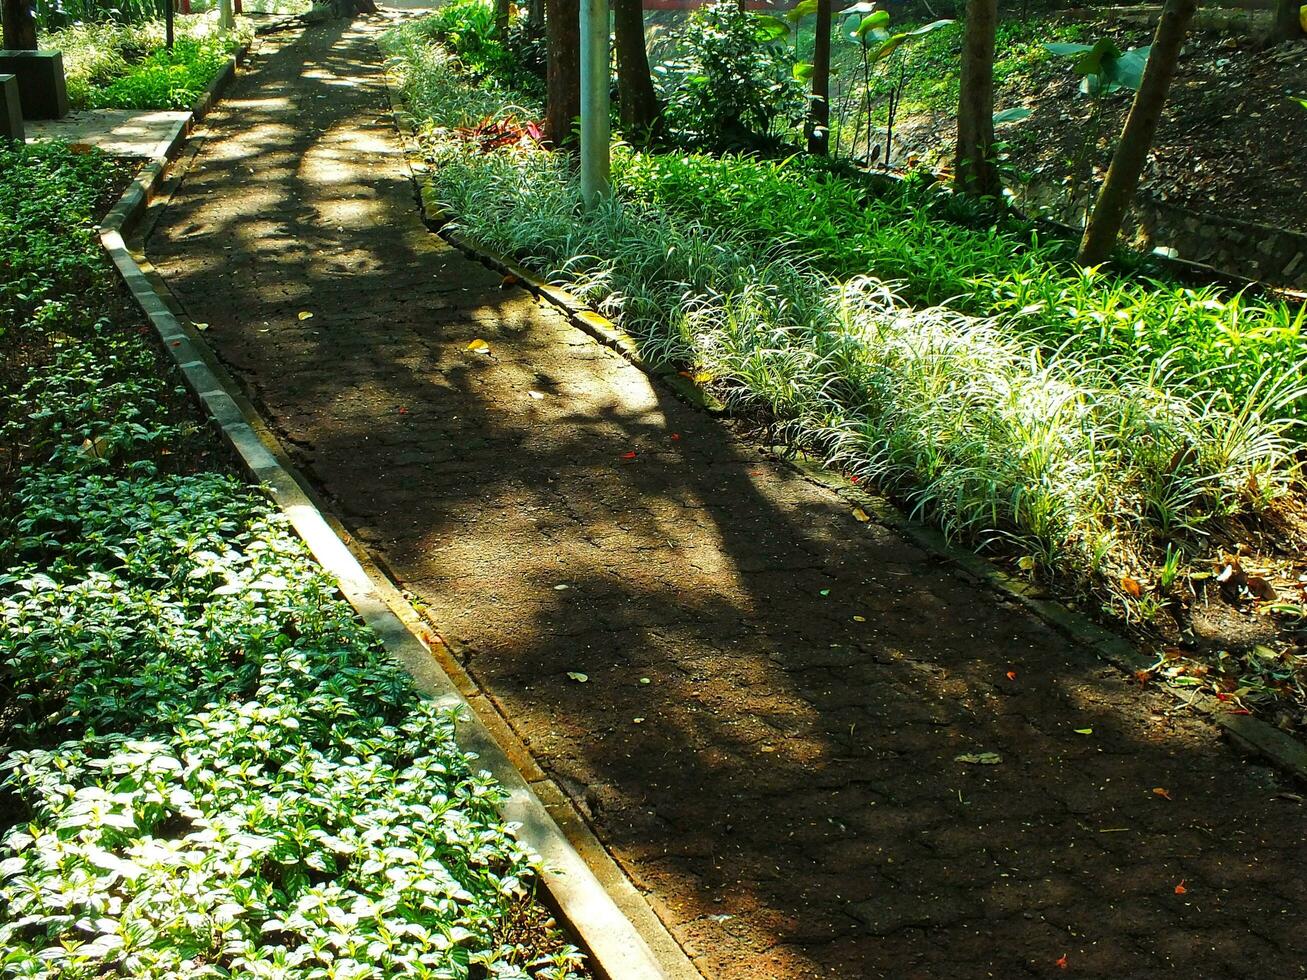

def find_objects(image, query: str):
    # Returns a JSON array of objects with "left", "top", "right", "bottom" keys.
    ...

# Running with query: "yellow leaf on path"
[
  {"left": 297, "top": 311, "right": 314, "bottom": 320},
  {"left": 194, "top": 322, "right": 209, "bottom": 331},
  {"left": 466, "top": 339, "right": 491, "bottom": 354},
  {"left": 852, "top": 615, "right": 867, "bottom": 623},
  {"left": 852, "top": 507, "right": 870, "bottom": 522},
  {"left": 566, "top": 672, "right": 588, "bottom": 683},
  {"left": 1074, "top": 728, "right": 1093, "bottom": 735}
]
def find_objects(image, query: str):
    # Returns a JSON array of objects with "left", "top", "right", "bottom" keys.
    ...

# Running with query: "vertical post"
[
  {"left": 579, "top": 0, "right": 610, "bottom": 206},
  {"left": 218, "top": 0, "right": 234, "bottom": 31},
  {"left": 165, "top": 0, "right": 175, "bottom": 51}
]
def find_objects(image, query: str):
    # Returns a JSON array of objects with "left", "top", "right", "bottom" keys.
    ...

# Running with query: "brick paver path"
[{"left": 149, "top": 18, "right": 1307, "bottom": 979}]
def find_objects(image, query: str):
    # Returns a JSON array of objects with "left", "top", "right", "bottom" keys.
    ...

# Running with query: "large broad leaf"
[
  {"left": 838, "top": 1, "right": 882, "bottom": 13},
  {"left": 754, "top": 13, "right": 793, "bottom": 40},
  {"left": 992, "top": 106, "right": 1031, "bottom": 124},
  {"left": 786, "top": 0, "right": 819, "bottom": 24},
  {"left": 1045, "top": 41, "right": 1095, "bottom": 56},
  {"left": 870, "top": 18, "right": 951, "bottom": 61},
  {"left": 854, "top": 9, "right": 891, "bottom": 37},
  {"left": 907, "top": 18, "right": 954, "bottom": 35},
  {"left": 793, "top": 61, "right": 815, "bottom": 80},
  {"left": 1109, "top": 45, "right": 1151, "bottom": 92},
  {"left": 1072, "top": 38, "right": 1123, "bottom": 79}
]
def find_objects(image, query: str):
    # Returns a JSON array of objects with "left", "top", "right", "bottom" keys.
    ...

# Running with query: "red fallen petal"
[
  {"left": 1174, "top": 880, "right": 1187, "bottom": 894},
  {"left": 1228, "top": 708, "right": 1251, "bottom": 715},
  {"left": 398, "top": 407, "right": 409, "bottom": 414},
  {"left": 1006, "top": 671, "right": 1017, "bottom": 681},
  {"left": 671, "top": 433, "right": 681, "bottom": 441},
  {"left": 850, "top": 475, "right": 860, "bottom": 484},
  {"left": 1056, "top": 954, "right": 1068, "bottom": 970},
  {"left": 622, "top": 451, "right": 637, "bottom": 459},
  {"left": 1215, "top": 692, "right": 1229, "bottom": 701}
]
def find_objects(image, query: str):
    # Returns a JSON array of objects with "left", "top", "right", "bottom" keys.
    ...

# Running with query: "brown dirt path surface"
[{"left": 147, "top": 18, "right": 1307, "bottom": 980}]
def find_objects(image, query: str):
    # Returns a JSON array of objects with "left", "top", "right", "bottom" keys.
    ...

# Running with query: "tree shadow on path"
[{"left": 147, "top": 18, "right": 1307, "bottom": 980}]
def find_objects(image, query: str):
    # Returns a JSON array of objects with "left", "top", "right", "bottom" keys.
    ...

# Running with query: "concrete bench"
[
  {"left": 1, "top": 73, "right": 22, "bottom": 141},
  {"left": 0, "top": 50, "right": 68, "bottom": 120}
]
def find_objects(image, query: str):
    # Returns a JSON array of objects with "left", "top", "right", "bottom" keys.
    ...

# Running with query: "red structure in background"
[{"left": 645, "top": 0, "right": 780, "bottom": 7}]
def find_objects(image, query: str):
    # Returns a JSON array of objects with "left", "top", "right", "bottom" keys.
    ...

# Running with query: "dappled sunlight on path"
[{"left": 147, "top": 18, "right": 1307, "bottom": 979}]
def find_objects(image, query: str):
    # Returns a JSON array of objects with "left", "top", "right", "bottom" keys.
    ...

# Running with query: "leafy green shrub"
[
  {"left": 412, "top": 0, "right": 545, "bottom": 98},
  {"left": 654, "top": 0, "right": 805, "bottom": 151},
  {"left": 0, "top": 142, "right": 586, "bottom": 980},
  {"left": 48, "top": 19, "right": 249, "bottom": 111}
]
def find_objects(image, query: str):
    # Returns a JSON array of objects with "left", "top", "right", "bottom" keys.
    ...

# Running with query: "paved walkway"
[{"left": 148, "top": 19, "right": 1307, "bottom": 980}]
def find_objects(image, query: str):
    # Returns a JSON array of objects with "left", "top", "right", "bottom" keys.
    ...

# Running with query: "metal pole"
[{"left": 579, "top": 0, "right": 610, "bottom": 207}]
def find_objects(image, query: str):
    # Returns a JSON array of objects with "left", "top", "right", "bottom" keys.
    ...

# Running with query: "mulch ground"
[{"left": 147, "top": 16, "right": 1307, "bottom": 978}]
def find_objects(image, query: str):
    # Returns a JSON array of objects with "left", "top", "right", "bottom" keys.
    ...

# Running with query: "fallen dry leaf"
[
  {"left": 852, "top": 507, "right": 870, "bottom": 522},
  {"left": 1174, "top": 879, "right": 1187, "bottom": 895},
  {"left": 955, "top": 752, "right": 1002, "bottom": 765},
  {"left": 297, "top": 311, "right": 314, "bottom": 320},
  {"left": 1246, "top": 575, "right": 1276, "bottom": 600},
  {"left": 1153, "top": 787, "right": 1172, "bottom": 800},
  {"left": 1121, "top": 576, "right": 1143, "bottom": 598},
  {"left": 1006, "top": 670, "right": 1018, "bottom": 681}
]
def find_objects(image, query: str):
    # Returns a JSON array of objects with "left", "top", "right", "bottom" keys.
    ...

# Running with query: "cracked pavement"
[{"left": 147, "top": 18, "right": 1307, "bottom": 979}]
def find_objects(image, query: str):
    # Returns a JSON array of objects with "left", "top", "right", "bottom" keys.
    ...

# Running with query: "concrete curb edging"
[
  {"left": 97, "top": 33, "right": 686, "bottom": 980},
  {"left": 392, "top": 121, "right": 1307, "bottom": 790}
]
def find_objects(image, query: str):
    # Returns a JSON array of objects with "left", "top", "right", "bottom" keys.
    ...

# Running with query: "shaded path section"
[{"left": 149, "top": 19, "right": 1307, "bottom": 980}]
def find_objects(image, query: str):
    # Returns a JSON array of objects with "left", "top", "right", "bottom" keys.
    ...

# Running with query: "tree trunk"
[
  {"left": 545, "top": 0, "right": 581, "bottom": 147},
  {"left": 528, "top": 0, "right": 544, "bottom": 29},
  {"left": 807, "top": 0, "right": 832, "bottom": 155},
  {"left": 614, "top": 0, "right": 659, "bottom": 137},
  {"left": 1078, "top": 0, "right": 1196, "bottom": 266},
  {"left": 495, "top": 0, "right": 511, "bottom": 35},
  {"left": 955, "top": 0, "right": 1001, "bottom": 197},
  {"left": 1269, "top": 0, "right": 1304, "bottom": 42},
  {"left": 2, "top": 0, "right": 37, "bottom": 50}
]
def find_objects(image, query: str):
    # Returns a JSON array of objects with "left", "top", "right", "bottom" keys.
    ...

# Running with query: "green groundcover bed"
[
  {"left": 49, "top": 19, "right": 251, "bottom": 111},
  {"left": 0, "top": 143, "right": 585, "bottom": 979},
  {"left": 382, "top": 11, "right": 1307, "bottom": 637}
]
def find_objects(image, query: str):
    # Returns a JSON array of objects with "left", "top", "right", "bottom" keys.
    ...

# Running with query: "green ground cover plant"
[
  {"left": 0, "top": 142, "right": 585, "bottom": 979},
  {"left": 383, "top": 25, "right": 1306, "bottom": 629},
  {"left": 48, "top": 18, "right": 250, "bottom": 111}
]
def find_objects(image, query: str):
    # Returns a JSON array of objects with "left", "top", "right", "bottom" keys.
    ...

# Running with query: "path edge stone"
[
  {"left": 95, "top": 29, "right": 696, "bottom": 980},
  {"left": 388, "top": 98, "right": 1307, "bottom": 791}
]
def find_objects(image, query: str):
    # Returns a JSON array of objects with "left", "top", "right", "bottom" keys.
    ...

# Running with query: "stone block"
[
  {"left": 0, "top": 73, "right": 21, "bottom": 141},
  {"left": 0, "top": 50, "right": 69, "bottom": 120}
]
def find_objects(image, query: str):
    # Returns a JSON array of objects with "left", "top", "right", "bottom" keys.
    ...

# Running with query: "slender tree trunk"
[
  {"left": 614, "top": 0, "right": 659, "bottom": 137},
  {"left": 955, "top": 0, "right": 1001, "bottom": 197},
  {"left": 545, "top": 0, "right": 581, "bottom": 147},
  {"left": 528, "top": 0, "right": 544, "bottom": 29},
  {"left": 807, "top": 0, "right": 832, "bottom": 154},
  {"left": 1270, "top": 0, "right": 1304, "bottom": 42},
  {"left": 2, "top": 0, "right": 37, "bottom": 50},
  {"left": 495, "top": 0, "right": 510, "bottom": 35},
  {"left": 1078, "top": 0, "right": 1196, "bottom": 266}
]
